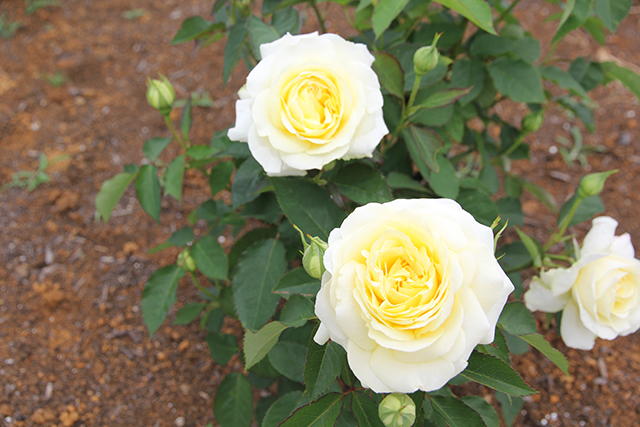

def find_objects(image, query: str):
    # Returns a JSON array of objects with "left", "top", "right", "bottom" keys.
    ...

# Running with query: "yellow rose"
[
  {"left": 525, "top": 216, "right": 640, "bottom": 350},
  {"left": 314, "top": 199, "right": 514, "bottom": 393},
  {"left": 228, "top": 32, "right": 388, "bottom": 176}
]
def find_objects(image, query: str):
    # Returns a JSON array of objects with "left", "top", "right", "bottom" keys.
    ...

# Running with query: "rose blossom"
[
  {"left": 314, "top": 199, "right": 514, "bottom": 393},
  {"left": 525, "top": 216, "right": 640, "bottom": 350},
  {"left": 227, "top": 32, "right": 388, "bottom": 176}
]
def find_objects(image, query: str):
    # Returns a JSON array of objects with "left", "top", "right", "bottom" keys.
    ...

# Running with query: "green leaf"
[
  {"left": 558, "top": 194, "right": 604, "bottom": 227},
  {"left": 206, "top": 332, "right": 239, "bottom": 365},
  {"left": 95, "top": 171, "right": 137, "bottom": 221},
  {"left": 223, "top": 23, "right": 249, "bottom": 85},
  {"left": 214, "top": 373, "right": 253, "bottom": 427},
  {"left": 520, "top": 333, "right": 570, "bottom": 376},
  {"left": 522, "top": 180, "right": 559, "bottom": 212},
  {"left": 514, "top": 227, "right": 543, "bottom": 268},
  {"left": 305, "top": 340, "right": 346, "bottom": 400},
  {"left": 429, "top": 396, "right": 486, "bottom": 427},
  {"left": 461, "top": 396, "right": 500, "bottom": 427},
  {"left": 372, "top": 0, "right": 410, "bottom": 38},
  {"left": 268, "top": 341, "right": 307, "bottom": 382},
  {"left": 495, "top": 392, "right": 523, "bottom": 427},
  {"left": 272, "top": 8, "right": 301, "bottom": 36},
  {"left": 601, "top": 61, "right": 640, "bottom": 100},
  {"left": 450, "top": 59, "right": 486, "bottom": 105},
  {"left": 280, "top": 393, "right": 343, "bottom": 427},
  {"left": 247, "top": 15, "right": 280, "bottom": 60},
  {"left": 386, "top": 172, "right": 428, "bottom": 193},
  {"left": 181, "top": 97, "right": 192, "bottom": 141},
  {"left": 435, "top": 0, "right": 497, "bottom": 34},
  {"left": 228, "top": 227, "right": 278, "bottom": 272},
  {"left": 142, "top": 137, "right": 172, "bottom": 161},
  {"left": 553, "top": 0, "right": 576, "bottom": 43},
  {"left": 469, "top": 34, "right": 515, "bottom": 58},
  {"left": 479, "top": 328, "right": 510, "bottom": 364},
  {"left": 540, "top": 65, "right": 590, "bottom": 100},
  {"left": 186, "top": 144, "right": 217, "bottom": 160},
  {"left": 583, "top": 17, "right": 607, "bottom": 44},
  {"left": 418, "top": 88, "right": 472, "bottom": 109},
  {"left": 244, "top": 321, "right": 288, "bottom": 370},
  {"left": 280, "top": 294, "right": 315, "bottom": 328},
  {"left": 173, "top": 302, "right": 208, "bottom": 325},
  {"left": 135, "top": 164, "right": 161, "bottom": 222},
  {"left": 262, "top": 391, "right": 304, "bottom": 427},
  {"left": 232, "top": 157, "right": 266, "bottom": 208},
  {"left": 171, "top": 16, "right": 225, "bottom": 44},
  {"left": 273, "top": 268, "right": 322, "bottom": 298},
  {"left": 191, "top": 235, "right": 228, "bottom": 280},
  {"left": 498, "top": 302, "right": 538, "bottom": 336},
  {"left": 351, "top": 392, "right": 385, "bottom": 427},
  {"left": 164, "top": 154, "right": 185, "bottom": 202},
  {"left": 512, "top": 37, "right": 541, "bottom": 64},
  {"left": 271, "top": 177, "right": 347, "bottom": 242},
  {"left": 487, "top": 58, "right": 546, "bottom": 103},
  {"left": 232, "top": 238, "right": 287, "bottom": 331},
  {"left": 334, "top": 163, "right": 393, "bottom": 204},
  {"left": 209, "top": 161, "right": 234, "bottom": 197},
  {"left": 372, "top": 52, "right": 405, "bottom": 98},
  {"left": 242, "top": 193, "right": 283, "bottom": 224},
  {"left": 403, "top": 125, "right": 443, "bottom": 179},
  {"left": 460, "top": 352, "right": 536, "bottom": 396},
  {"left": 142, "top": 265, "right": 186, "bottom": 337},
  {"left": 594, "top": 0, "right": 632, "bottom": 32},
  {"left": 569, "top": 58, "right": 604, "bottom": 92},
  {"left": 496, "top": 197, "right": 524, "bottom": 226},
  {"left": 430, "top": 154, "right": 459, "bottom": 199},
  {"left": 456, "top": 188, "right": 499, "bottom": 226}
]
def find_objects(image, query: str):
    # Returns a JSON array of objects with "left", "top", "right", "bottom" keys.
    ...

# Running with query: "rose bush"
[
  {"left": 525, "top": 216, "right": 640, "bottom": 350},
  {"left": 314, "top": 198, "right": 514, "bottom": 393},
  {"left": 227, "top": 32, "right": 388, "bottom": 176}
]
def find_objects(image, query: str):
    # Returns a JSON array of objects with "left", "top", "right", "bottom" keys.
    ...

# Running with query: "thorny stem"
[
  {"left": 189, "top": 271, "right": 218, "bottom": 301},
  {"left": 311, "top": 0, "right": 326, "bottom": 34},
  {"left": 164, "top": 115, "right": 188, "bottom": 151},
  {"left": 495, "top": 0, "right": 523, "bottom": 27}
]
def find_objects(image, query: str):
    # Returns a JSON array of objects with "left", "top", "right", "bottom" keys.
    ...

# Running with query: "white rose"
[
  {"left": 314, "top": 199, "right": 514, "bottom": 393},
  {"left": 227, "top": 32, "right": 388, "bottom": 176},
  {"left": 525, "top": 216, "right": 640, "bottom": 350}
]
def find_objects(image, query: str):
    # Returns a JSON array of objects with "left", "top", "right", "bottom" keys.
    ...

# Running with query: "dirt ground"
[{"left": 1, "top": 0, "right": 640, "bottom": 426}]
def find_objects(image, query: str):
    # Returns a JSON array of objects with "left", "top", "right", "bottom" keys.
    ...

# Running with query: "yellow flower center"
[
  {"left": 280, "top": 69, "right": 343, "bottom": 142},
  {"left": 356, "top": 229, "right": 451, "bottom": 338}
]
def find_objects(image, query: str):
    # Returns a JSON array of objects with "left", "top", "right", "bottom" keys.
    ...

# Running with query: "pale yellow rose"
[
  {"left": 227, "top": 32, "right": 388, "bottom": 176},
  {"left": 525, "top": 216, "right": 640, "bottom": 350},
  {"left": 314, "top": 199, "right": 514, "bottom": 393}
]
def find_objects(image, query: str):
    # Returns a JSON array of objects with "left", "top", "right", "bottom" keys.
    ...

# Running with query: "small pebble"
[
  {"left": 175, "top": 417, "right": 185, "bottom": 426},
  {"left": 618, "top": 131, "right": 632, "bottom": 146}
]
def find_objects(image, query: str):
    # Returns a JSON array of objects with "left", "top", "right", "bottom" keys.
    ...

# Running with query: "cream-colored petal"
[
  {"left": 227, "top": 99, "right": 252, "bottom": 142},
  {"left": 369, "top": 346, "right": 461, "bottom": 393},
  {"left": 524, "top": 274, "right": 570, "bottom": 313},
  {"left": 581, "top": 216, "right": 618, "bottom": 256},
  {"left": 346, "top": 341, "right": 391, "bottom": 393},
  {"left": 561, "top": 299, "right": 596, "bottom": 350}
]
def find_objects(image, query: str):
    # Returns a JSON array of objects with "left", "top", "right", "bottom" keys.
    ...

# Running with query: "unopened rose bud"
[
  {"left": 146, "top": 74, "right": 175, "bottom": 116},
  {"left": 500, "top": 24, "right": 525, "bottom": 39},
  {"left": 302, "top": 236, "right": 328, "bottom": 279},
  {"left": 577, "top": 170, "right": 618, "bottom": 199},
  {"left": 177, "top": 249, "right": 196, "bottom": 272},
  {"left": 521, "top": 109, "right": 545, "bottom": 133},
  {"left": 378, "top": 393, "right": 416, "bottom": 427},
  {"left": 413, "top": 33, "right": 442, "bottom": 77}
]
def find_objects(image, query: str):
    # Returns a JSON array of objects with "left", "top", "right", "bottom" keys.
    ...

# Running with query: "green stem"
[
  {"left": 495, "top": 0, "right": 523, "bottom": 27},
  {"left": 544, "top": 195, "right": 582, "bottom": 251},
  {"left": 501, "top": 134, "right": 525, "bottom": 158},
  {"left": 311, "top": 0, "right": 326, "bottom": 34},
  {"left": 164, "top": 115, "right": 188, "bottom": 151},
  {"left": 405, "top": 73, "right": 422, "bottom": 119},
  {"left": 189, "top": 272, "right": 218, "bottom": 301}
]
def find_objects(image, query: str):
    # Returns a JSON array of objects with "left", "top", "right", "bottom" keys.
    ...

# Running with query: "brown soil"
[{"left": 0, "top": 1, "right": 639, "bottom": 426}]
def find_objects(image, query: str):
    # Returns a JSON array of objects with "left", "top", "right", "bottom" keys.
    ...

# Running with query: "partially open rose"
[
  {"left": 314, "top": 199, "right": 514, "bottom": 393},
  {"left": 228, "top": 32, "right": 388, "bottom": 176},
  {"left": 525, "top": 216, "right": 640, "bottom": 350}
]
